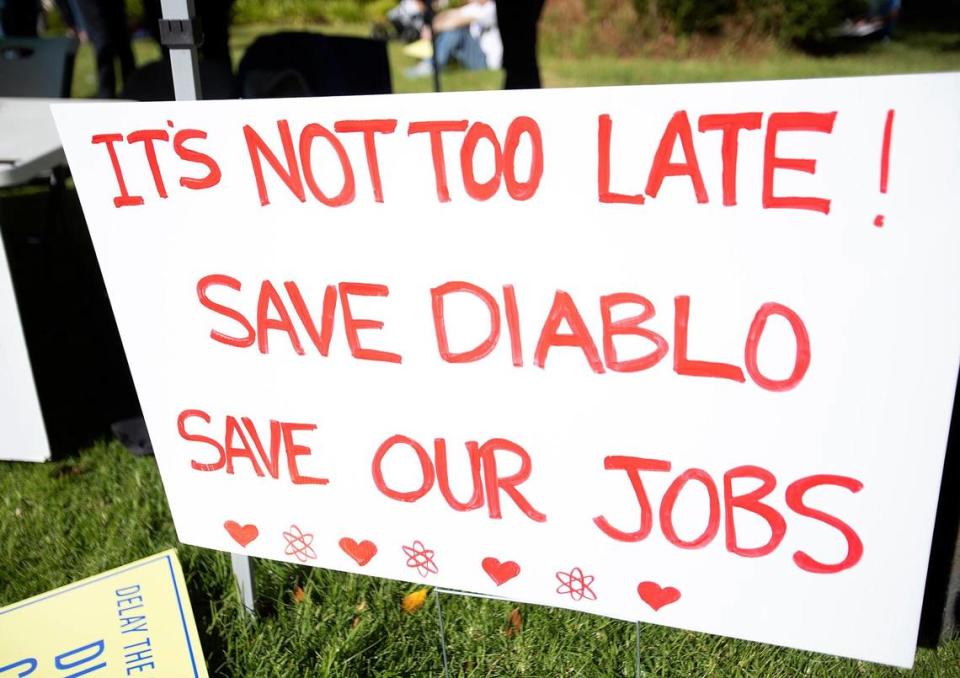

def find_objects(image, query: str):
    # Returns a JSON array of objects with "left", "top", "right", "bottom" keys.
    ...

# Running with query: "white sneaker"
[{"left": 405, "top": 60, "right": 435, "bottom": 78}]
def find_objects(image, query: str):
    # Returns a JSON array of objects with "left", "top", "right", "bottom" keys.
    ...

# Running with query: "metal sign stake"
[
  {"left": 230, "top": 552, "right": 256, "bottom": 615},
  {"left": 434, "top": 589, "right": 451, "bottom": 677},
  {"left": 160, "top": 0, "right": 256, "bottom": 615},
  {"left": 159, "top": 0, "right": 201, "bottom": 100},
  {"left": 635, "top": 621, "right": 642, "bottom": 678}
]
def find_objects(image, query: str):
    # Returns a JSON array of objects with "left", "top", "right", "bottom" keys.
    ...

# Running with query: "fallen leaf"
[
  {"left": 351, "top": 615, "right": 362, "bottom": 629},
  {"left": 292, "top": 586, "right": 305, "bottom": 603},
  {"left": 355, "top": 600, "right": 368, "bottom": 613},
  {"left": 402, "top": 588, "right": 429, "bottom": 614},
  {"left": 505, "top": 607, "right": 523, "bottom": 637}
]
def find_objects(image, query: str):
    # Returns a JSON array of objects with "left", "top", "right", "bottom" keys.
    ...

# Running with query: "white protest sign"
[
  {"left": 0, "top": 243, "right": 49, "bottom": 462},
  {"left": 53, "top": 73, "right": 960, "bottom": 668}
]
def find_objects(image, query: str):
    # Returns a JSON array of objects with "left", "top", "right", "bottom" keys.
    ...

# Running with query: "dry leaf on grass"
[
  {"left": 402, "top": 588, "right": 429, "bottom": 613},
  {"left": 505, "top": 607, "right": 523, "bottom": 637},
  {"left": 351, "top": 598, "right": 368, "bottom": 629},
  {"left": 292, "top": 586, "right": 305, "bottom": 603}
]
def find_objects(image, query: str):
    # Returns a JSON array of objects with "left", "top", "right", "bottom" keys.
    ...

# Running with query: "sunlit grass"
[
  {"left": 2, "top": 444, "right": 959, "bottom": 676},
  {"left": 65, "top": 22, "right": 959, "bottom": 99}
]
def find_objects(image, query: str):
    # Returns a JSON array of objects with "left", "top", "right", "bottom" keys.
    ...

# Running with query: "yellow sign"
[{"left": 0, "top": 550, "right": 206, "bottom": 677}]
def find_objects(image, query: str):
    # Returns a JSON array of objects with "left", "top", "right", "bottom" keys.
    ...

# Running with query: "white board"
[
  {"left": 53, "top": 73, "right": 960, "bottom": 667},
  {"left": 0, "top": 241, "right": 49, "bottom": 461}
]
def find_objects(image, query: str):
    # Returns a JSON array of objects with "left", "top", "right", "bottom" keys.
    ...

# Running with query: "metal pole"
[
  {"left": 635, "top": 621, "right": 641, "bottom": 678},
  {"left": 434, "top": 590, "right": 451, "bottom": 678},
  {"left": 230, "top": 552, "right": 257, "bottom": 614},
  {"left": 159, "top": 0, "right": 202, "bottom": 101},
  {"left": 425, "top": 1, "right": 441, "bottom": 93},
  {"left": 161, "top": 0, "right": 255, "bottom": 617}
]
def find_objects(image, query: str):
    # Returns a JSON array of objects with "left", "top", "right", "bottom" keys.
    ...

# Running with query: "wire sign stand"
[{"left": 433, "top": 587, "right": 646, "bottom": 678}]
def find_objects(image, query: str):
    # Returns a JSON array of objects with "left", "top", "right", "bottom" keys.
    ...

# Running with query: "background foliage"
[
  {"left": 188, "top": 0, "right": 960, "bottom": 55},
  {"left": 631, "top": 0, "right": 869, "bottom": 41}
]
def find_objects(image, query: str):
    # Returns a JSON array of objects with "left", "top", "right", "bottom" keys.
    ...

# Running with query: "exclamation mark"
[{"left": 874, "top": 109, "right": 895, "bottom": 228}]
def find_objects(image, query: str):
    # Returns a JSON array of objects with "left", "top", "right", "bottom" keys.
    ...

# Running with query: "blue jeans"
[
  {"left": 434, "top": 26, "right": 487, "bottom": 70},
  {"left": 871, "top": 0, "right": 900, "bottom": 38}
]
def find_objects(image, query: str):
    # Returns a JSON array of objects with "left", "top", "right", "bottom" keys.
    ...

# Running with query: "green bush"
[
  {"left": 231, "top": 0, "right": 392, "bottom": 25},
  {"left": 657, "top": 0, "right": 736, "bottom": 33},
  {"left": 745, "top": 0, "right": 869, "bottom": 42},
  {"left": 541, "top": 0, "right": 646, "bottom": 59},
  {"left": 633, "top": 0, "right": 869, "bottom": 42},
  {"left": 233, "top": 0, "right": 328, "bottom": 24},
  {"left": 364, "top": 0, "right": 397, "bottom": 22},
  {"left": 324, "top": 0, "right": 368, "bottom": 22}
]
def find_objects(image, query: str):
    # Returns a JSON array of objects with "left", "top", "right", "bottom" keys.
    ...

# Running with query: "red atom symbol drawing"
[
  {"left": 555, "top": 567, "right": 597, "bottom": 601},
  {"left": 282, "top": 524, "right": 317, "bottom": 563},
  {"left": 402, "top": 540, "right": 438, "bottom": 577}
]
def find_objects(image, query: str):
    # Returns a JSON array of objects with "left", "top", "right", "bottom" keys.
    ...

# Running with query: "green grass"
[
  {"left": 2, "top": 444, "right": 960, "bottom": 676},
  {"left": 66, "top": 23, "right": 960, "bottom": 99},
  {"left": 540, "top": 33, "right": 960, "bottom": 88}
]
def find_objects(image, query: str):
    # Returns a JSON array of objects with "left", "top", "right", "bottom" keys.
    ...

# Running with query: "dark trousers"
[
  {"left": 74, "top": 0, "right": 133, "bottom": 97},
  {"left": 496, "top": 0, "right": 546, "bottom": 89}
]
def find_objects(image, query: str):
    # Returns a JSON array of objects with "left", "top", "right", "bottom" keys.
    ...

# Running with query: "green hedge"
[
  {"left": 634, "top": 0, "right": 870, "bottom": 42},
  {"left": 749, "top": 0, "right": 870, "bottom": 42},
  {"left": 230, "top": 0, "right": 395, "bottom": 25}
]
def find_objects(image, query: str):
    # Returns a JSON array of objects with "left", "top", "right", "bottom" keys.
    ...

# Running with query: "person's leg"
[
  {"left": 880, "top": 0, "right": 900, "bottom": 39},
  {"left": 199, "top": 0, "right": 234, "bottom": 64},
  {"left": 453, "top": 29, "right": 487, "bottom": 69},
  {"left": 496, "top": 0, "right": 545, "bottom": 89},
  {"left": 73, "top": 0, "right": 115, "bottom": 97},
  {"left": 104, "top": 0, "right": 133, "bottom": 84},
  {"left": 432, "top": 26, "right": 466, "bottom": 68},
  {"left": 408, "top": 26, "right": 471, "bottom": 77},
  {"left": 52, "top": 0, "right": 78, "bottom": 32}
]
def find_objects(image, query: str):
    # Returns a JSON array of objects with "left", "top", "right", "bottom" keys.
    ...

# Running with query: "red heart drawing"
[
  {"left": 482, "top": 557, "right": 521, "bottom": 586},
  {"left": 339, "top": 538, "right": 378, "bottom": 566},
  {"left": 224, "top": 520, "right": 259, "bottom": 547},
  {"left": 637, "top": 581, "right": 681, "bottom": 611}
]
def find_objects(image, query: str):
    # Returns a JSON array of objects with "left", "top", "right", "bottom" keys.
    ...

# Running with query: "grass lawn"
[
  {"left": 68, "top": 22, "right": 960, "bottom": 98},
  {"left": 11, "top": 18, "right": 960, "bottom": 678},
  {"left": 3, "top": 444, "right": 960, "bottom": 677}
]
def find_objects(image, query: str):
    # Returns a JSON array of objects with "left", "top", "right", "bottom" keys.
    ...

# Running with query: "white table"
[
  {"left": 0, "top": 97, "right": 65, "bottom": 460},
  {"left": 0, "top": 98, "right": 67, "bottom": 188}
]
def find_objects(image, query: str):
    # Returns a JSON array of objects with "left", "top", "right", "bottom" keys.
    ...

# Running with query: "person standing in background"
[
  {"left": 72, "top": 0, "right": 134, "bottom": 97},
  {"left": 496, "top": 0, "right": 545, "bottom": 89},
  {"left": 873, "top": 0, "right": 901, "bottom": 40}
]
